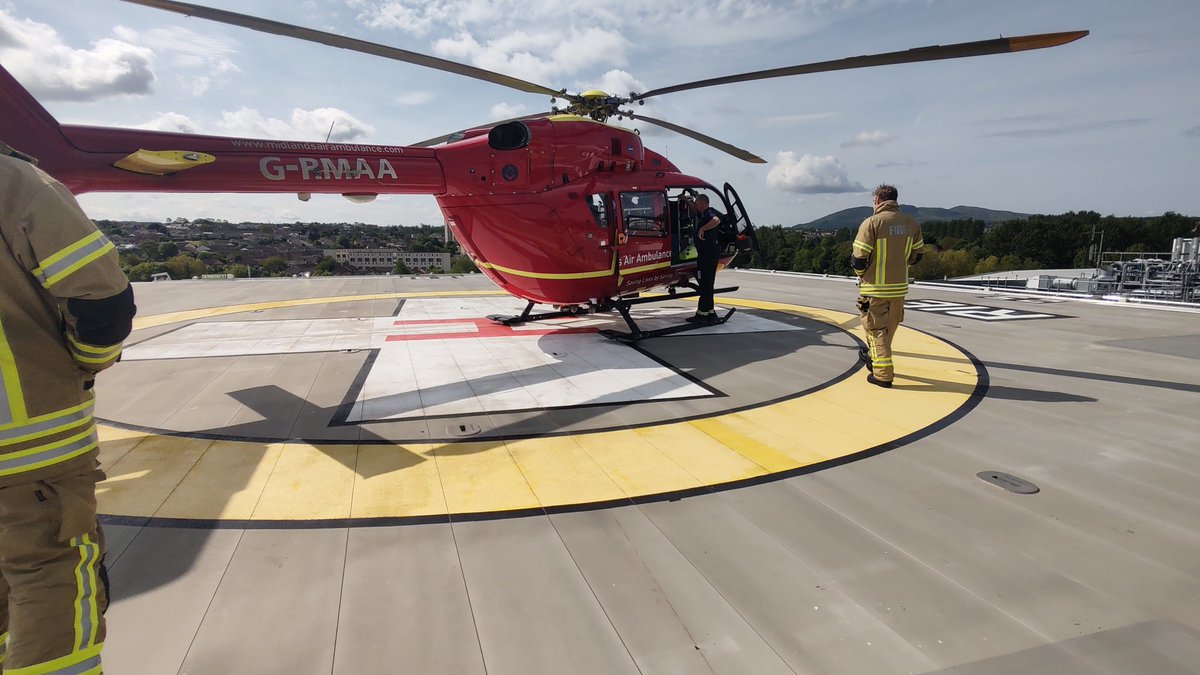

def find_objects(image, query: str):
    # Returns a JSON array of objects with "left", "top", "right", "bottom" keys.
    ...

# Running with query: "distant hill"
[{"left": 796, "top": 205, "right": 1031, "bottom": 231}]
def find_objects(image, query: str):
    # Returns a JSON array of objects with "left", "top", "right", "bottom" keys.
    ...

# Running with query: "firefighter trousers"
[
  {"left": 0, "top": 468, "right": 107, "bottom": 674},
  {"left": 858, "top": 296, "right": 905, "bottom": 382}
]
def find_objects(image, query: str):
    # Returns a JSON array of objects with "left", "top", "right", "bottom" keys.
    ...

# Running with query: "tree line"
[
  {"left": 101, "top": 220, "right": 478, "bottom": 281},
  {"left": 733, "top": 211, "right": 1197, "bottom": 279}
]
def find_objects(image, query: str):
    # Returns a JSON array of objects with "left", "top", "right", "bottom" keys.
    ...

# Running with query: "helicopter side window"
[
  {"left": 586, "top": 193, "right": 611, "bottom": 228},
  {"left": 620, "top": 191, "right": 666, "bottom": 238}
]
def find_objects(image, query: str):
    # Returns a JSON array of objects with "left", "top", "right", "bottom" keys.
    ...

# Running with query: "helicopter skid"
[
  {"left": 486, "top": 300, "right": 588, "bottom": 326},
  {"left": 600, "top": 306, "right": 737, "bottom": 343},
  {"left": 488, "top": 285, "right": 738, "bottom": 328},
  {"left": 600, "top": 289, "right": 739, "bottom": 343}
]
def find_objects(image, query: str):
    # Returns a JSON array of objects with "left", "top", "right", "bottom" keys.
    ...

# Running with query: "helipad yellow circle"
[{"left": 96, "top": 293, "right": 981, "bottom": 526}]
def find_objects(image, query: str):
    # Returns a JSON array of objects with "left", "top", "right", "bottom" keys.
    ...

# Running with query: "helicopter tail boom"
[
  {"left": 0, "top": 63, "right": 75, "bottom": 168},
  {"left": 0, "top": 62, "right": 447, "bottom": 196}
]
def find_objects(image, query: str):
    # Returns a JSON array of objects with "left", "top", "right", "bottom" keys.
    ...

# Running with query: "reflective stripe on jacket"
[
  {"left": 0, "top": 154, "right": 130, "bottom": 486},
  {"left": 852, "top": 200, "right": 923, "bottom": 298}
]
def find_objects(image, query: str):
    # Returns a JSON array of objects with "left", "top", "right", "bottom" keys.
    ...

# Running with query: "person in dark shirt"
[{"left": 686, "top": 194, "right": 722, "bottom": 325}]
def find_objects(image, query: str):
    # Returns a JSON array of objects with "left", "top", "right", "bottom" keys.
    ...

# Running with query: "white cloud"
[
  {"left": 216, "top": 107, "right": 376, "bottom": 141},
  {"left": 433, "top": 27, "right": 628, "bottom": 84},
  {"left": 133, "top": 108, "right": 374, "bottom": 141},
  {"left": 350, "top": 0, "right": 855, "bottom": 46},
  {"left": 766, "top": 151, "right": 866, "bottom": 194},
  {"left": 136, "top": 112, "right": 202, "bottom": 134},
  {"left": 0, "top": 9, "right": 154, "bottom": 101},
  {"left": 489, "top": 102, "right": 527, "bottom": 120},
  {"left": 584, "top": 70, "right": 647, "bottom": 100},
  {"left": 111, "top": 25, "right": 240, "bottom": 96},
  {"left": 842, "top": 130, "right": 895, "bottom": 147}
]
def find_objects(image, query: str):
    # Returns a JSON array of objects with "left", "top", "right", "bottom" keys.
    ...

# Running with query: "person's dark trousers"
[{"left": 695, "top": 241, "right": 720, "bottom": 314}]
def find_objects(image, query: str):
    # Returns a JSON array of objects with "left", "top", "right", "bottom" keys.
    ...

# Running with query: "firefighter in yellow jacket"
[
  {"left": 0, "top": 146, "right": 136, "bottom": 673},
  {"left": 851, "top": 184, "right": 923, "bottom": 388}
]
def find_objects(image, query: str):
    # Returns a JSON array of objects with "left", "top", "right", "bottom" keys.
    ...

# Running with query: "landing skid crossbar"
[
  {"left": 600, "top": 305, "right": 736, "bottom": 343},
  {"left": 599, "top": 285, "right": 740, "bottom": 343},
  {"left": 488, "top": 286, "right": 740, "bottom": 342}
]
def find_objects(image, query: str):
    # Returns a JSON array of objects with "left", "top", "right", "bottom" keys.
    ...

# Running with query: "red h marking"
[{"left": 385, "top": 318, "right": 599, "bottom": 342}]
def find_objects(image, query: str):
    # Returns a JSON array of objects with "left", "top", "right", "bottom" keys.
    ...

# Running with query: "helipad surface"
[{"left": 94, "top": 271, "right": 1200, "bottom": 674}]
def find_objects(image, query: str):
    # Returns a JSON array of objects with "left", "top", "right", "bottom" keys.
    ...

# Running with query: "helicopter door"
[
  {"left": 616, "top": 191, "right": 672, "bottom": 289},
  {"left": 585, "top": 192, "right": 615, "bottom": 252},
  {"left": 722, "top": 182, "right": 759, "bottom": 253}
]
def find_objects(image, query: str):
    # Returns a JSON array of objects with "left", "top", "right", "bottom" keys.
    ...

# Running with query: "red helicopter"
[{"left": 0, "top": 0, "right": 1087, "bottom": 339}]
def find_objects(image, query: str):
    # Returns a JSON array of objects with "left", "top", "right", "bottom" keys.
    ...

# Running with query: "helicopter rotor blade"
[
  {"left": 624, "top": 113, "right": 766, "bottom": 164},
  {"left": 409, "top": 112, "right": 552, "bottom": 148},
  {"left": 630, "top": 30, "right": 1088, "bottom": 102},
  {"left": 119, "top": 0, "right": 564, "bottom": 97}
]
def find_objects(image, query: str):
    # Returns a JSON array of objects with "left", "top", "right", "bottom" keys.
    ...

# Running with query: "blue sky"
[{"left": 1, "top": 0, "right": 1197, "bottom": 227}]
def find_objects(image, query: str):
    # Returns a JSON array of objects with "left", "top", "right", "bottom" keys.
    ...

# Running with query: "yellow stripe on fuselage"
[{"left": 477, "top": 253, "right": 615, "bottom": 280}]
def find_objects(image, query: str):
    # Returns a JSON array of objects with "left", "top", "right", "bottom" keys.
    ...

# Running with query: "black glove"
[{"left": 856, "top": 298, "right": 870, "bottom": 313}]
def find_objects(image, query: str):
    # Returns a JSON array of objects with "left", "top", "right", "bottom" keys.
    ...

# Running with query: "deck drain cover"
[
  {"left": 446, "top": 423, "right": 482, "bottom": 438},
  {"left": 977, "top": 471, "right": 1039, "bottom": 494}
]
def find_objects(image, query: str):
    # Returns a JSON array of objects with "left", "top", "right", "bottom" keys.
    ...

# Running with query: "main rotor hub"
[{"left": 563, "top": 90, "right": 629, "bottom": 122}]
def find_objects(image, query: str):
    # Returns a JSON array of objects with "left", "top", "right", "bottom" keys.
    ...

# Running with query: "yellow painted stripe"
[
  {"left": 155, "top": 441, "right": 283, "bottom": 520},
  {"left": 432, "top": 441, "right": 539, "bottom": 514},
  {"left": 686, "top": 417, "right": 796, "bottom": 470},
  {"left": 98, "top": 435, "right": 213, "bottom": 516},
  {"left": 92, "top": 293, "right": 977, "bottom": 522},
  {"left": 96, "top": 425, "right": 148, "bottom": 469},
  {"left": 742, "top": 400, "right": 872, "bottom": 457},
  {"left": 251, "top": 443, "right": 357, "bottom": 520},
  {"left": 505, "top": 435, "right": 625, "bottom": 506},
  {"left": 572, "top": 429, "right": 703, "bottom": 497},
  {"left": 352, "top": 444, "right": 445, "bottom": 518},
  {"left": 131, "top": 290, "right": 508, "bottom": 330},
  {"left": 634, "top": 423, "right": 768, "bottom": 485}
]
